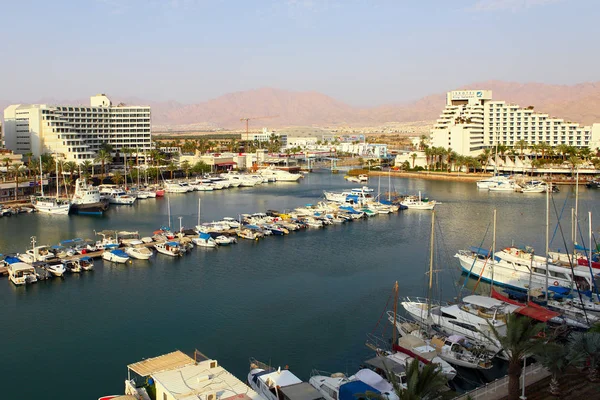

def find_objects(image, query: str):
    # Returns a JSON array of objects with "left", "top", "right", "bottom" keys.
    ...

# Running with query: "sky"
[{"left": 1, "top": 0, "right": 599, "bottom": 105}]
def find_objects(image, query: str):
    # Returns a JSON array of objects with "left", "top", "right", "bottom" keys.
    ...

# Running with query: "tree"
[
  {"left": 419, "top": 134, "right": 428, "bottom": 151},
  {"left": 568, "top": 331, "right": 600, "bottom": 382},
  {"left": 24, "top": 152, "right": 33, "bottom": 178},
  {"left": 410, "top": 153, "right": 417, "bottom": 169},
  {"left": 578, "top": 147, "right": 592, "bottom": 161},
  {"left": 534, "top": 342, "right": 570, "bottom": 396},
  {"left": 62, "top": 161, "right": 77, "bottom": 194},
  {"left": 2, "top": 157, "right": 11, "bottom": 174},
  {"left": 486, "top": 314, "right": 545, "bottom": 400},
  {"left": 94, "top": 149, "right": 113, "bottom": 183},
  {"left": 192, "top": 161, "right": 210, "bottom": 175},
  {"left": 555, "top": 144, "right": 569, "bottom": 161},
  {"left": 111, "top": 171, "right": 124, "bottom": 185},
  {"left": 82, "top": 160, "right": 93, "bottom": 178},
  {"left": 167, "top": 162, "right": 177, "bottom": 179},
  {"left": 568, "top": 156, "right": 582, "bottom": 176},
  {"left": 365, "top": 358, "right": 450, "bottom": 400},
  {"left": 9, "top": 164, "right": 26, "bottom": 200},
  {"left": 99, "top": 142, "right": 114, "bottom": 153},
  {"left": 515, "top": 139, "right": 528, "bottom": 156},
  {"left": 181, "top": 160, "right": 191, "bottom": 178}
]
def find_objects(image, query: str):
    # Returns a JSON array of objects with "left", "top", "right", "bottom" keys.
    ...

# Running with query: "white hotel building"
[
  {"left": 3, "top": 94, "right": 151, "bottom": 163},
  {"left": 430, "top": 90, "right": 600, "bottom": 156}
]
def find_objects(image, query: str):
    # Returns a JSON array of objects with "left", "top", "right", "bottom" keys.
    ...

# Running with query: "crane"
[{"left": 240, "top": 115, "right": 279, "bottom": 142}]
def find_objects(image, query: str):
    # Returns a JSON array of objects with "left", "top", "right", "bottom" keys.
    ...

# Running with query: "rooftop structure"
[
  {"left": 3, "top": 94, "right": 152, "bottom": 164},
  {"left": 127, "top": 351, "right": 261, "bottom": 400},
  {"left": 430, "top": 90, "right": 600, "bottom": 156}
]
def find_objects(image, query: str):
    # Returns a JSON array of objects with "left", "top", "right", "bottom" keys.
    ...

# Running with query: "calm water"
[{"left": 1, "top": 172, "right": 598, "bottom": 399}]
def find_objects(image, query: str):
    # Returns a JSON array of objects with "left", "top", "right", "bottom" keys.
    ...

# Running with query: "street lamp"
[{"left": 520, "top": 356, "right": 527, "bottom": 400}]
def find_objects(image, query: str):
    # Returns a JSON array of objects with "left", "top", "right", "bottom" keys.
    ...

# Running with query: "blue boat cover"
[
  {"left": 548, "top": 286, "right": 571, "bottom": 295},
  {"left": 5, "top": 256, "right": 21, "bottom": 264},
  {"left": 246, "top": 224, "right": 260, "bottom": 230},
  {"left": 470, "top": 246, "right": 492, "bottom": 257},
  {"left": 112, "top": 249, "right": 128, "bottom": 257},
  {"left": 166, "top": 241, "right": 179, "bottom": 246},
  {"left": 105, "top": 243, "right": 119, "bottom": 249},
  {"left": 340, "top": 206, "right": 360, "bottom": 214},
  {"left": 339, "top": 381, "right": 380, "bottom": 400},
  {"left": 199, "top": 232, "right": 211, "bottom": 240},
  {"left": 80, "top": 256, "right": 92, "bottom": 261}
]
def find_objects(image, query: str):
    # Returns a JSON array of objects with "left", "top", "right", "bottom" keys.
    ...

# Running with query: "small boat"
[
  {"left": 400, "top": 192, "right": 435, "bottom": 210},
  {"left": 63, "top": 259, "right": 82, "bottom": 273},
  {"left": 215, "top": 235, "right": 237, "bottom": 245},
  {"left": 586, "top": 179, "right": 600, "bottom": 189},
  {"left": 79, "top": 256, "right": 94, "bottom": 271},
  {"left": 237, "top": 228, "right": 260, "bottom": 240},
  {"left": 124, "top": 240, "right": 153, "bottom": 260},
  {"left": 100, "top": 187, "right": 137, "bottom": 205},
  {"left": 519, "top": 180, "right": 548, "bottom": 193},
  {"left": 248, "top": 359, "right": 321, "bottom": 400},
  {"left": 488, "top": 180, "right": 519, "bottom": 192},
  {"left": 7, "top": 262, "right": 38, "bottom": 285},
  {"left": 102, "top": 249, "right": 130, "bottom": 264},
  {"left": 154, "top": 241, "right": 183, "bottom": 257},
  {"left": 345, "top": 175, "right": 361, "bottom": 183},
  {"left": 45, "top": 261, "right": 66, "bottom": 277},
  {"left": 309, "top": 368, "right": 399, "bottom": 400},
  {"left": 476, "top": 175, "right": 510, "bottom": 189},
  {"left": 192, "top": 232, "right": 218, "bottom": 248}
]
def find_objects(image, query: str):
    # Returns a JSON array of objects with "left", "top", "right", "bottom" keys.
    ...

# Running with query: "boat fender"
[{"left": 553, "top": 281, "right": 559, "bottom": 286}]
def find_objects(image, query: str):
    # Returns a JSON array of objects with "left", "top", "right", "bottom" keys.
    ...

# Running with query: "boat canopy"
[
  {"left": 354, "top": 369, "right": 393, "bottom": 394},
  {"left": 279, "top": 382, "right": 324, "bottom": 400},
  {"left": 469, "top": 246, "right": 492, "bottom": 257},
  {"left": 60, "top": 238, "right": 83, "bottom": 246},
  {"left": 339, "top": 381, "right": 379, "bottom": 400},
  {"left": 80, "top": 256, "right": 92, "bottom": 262},
  {"left": 4, "top": 256, "right": 21, "bottom": 264},
  {"left": 105, "top": 243, "right": 119, "bottom": 249},
  {"left": 166, "top": 242, "right": 179, "bottom": 246},
  {"left": 516, "top": 305, "right": 559, "bottom": 322},
  {"left": 548, "top": 286, "right": 571, "bottom": 295},
  {"left": 111, "top": 249, "right": 128, "bottom": 257},
  {"left": 199, "top": 232, "right": 211, "bottom": 240}
]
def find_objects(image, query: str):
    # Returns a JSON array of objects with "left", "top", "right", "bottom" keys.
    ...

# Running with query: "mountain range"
[{"left": 2, "top": 80, "right": 600, "bottom": 129}]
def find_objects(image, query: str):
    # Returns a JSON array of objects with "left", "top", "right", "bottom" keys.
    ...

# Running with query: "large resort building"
[
  {"left": 430, "top": 90, "right": 600, "bottom": 156},
  {"left": 3, "top": 94, "right": 151, "bottom": 163}
]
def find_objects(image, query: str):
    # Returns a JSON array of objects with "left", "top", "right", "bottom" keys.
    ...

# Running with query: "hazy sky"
[{"left": 1, "top": 0, "right": 598, "bottom": 105}]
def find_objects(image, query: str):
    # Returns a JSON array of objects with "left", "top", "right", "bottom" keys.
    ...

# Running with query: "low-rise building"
[
  {"left": 394, "top": 151, "right": 428, "bottom": 169},
  {"left": 125, "top": 350, "right": 261, "bottom": 400}
]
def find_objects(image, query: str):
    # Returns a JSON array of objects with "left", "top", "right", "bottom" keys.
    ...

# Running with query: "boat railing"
[
  {"left": 310, "top": 368, "right": 343, "bottom": 378},
  {"left": 386, "top": 310, "right": 425, "bottom": 327},
  {"left": 249, "top": 357, "right": 273, "bottom": 372},
  {"left": 365, "top": 332, "right": 392, "bottom": 353},
  {"left": 403, "top": 296, "right": 449, "bottom": 307}
]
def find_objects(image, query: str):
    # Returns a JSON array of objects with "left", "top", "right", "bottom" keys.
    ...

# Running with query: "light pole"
[{"left": 520, "top": 356, "right": 527, "bottom": 400}]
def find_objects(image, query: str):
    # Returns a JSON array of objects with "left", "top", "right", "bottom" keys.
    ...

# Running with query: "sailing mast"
[
  {"left": 427, "top": 210, "right": 436, "bottom": 316},
  {"left": 388, "top": 169, "right": 391, "bottom": 202},
  {"left": 55, "top": 157, "right": 60, "bottom": 199},
  {"left": 39, "top": 157, "right": 44, "bottom": 197},
  {"left": 490, "top": 209, "right": 497, "bottom": 296},
  {"left": 197, "top": 199, "right": 201, "bottom": 227},
  {"left": 574, "top": 167, "right": 579, "bottom": 247},
  {"left": 167, "top": 196, "right": 171, "bottom": 230},
  {"left": 545, "top": 187, "right": 550, "bottom": 301},
  {"left": 392, "top": 281, "right": 399, "bottom": 348}
]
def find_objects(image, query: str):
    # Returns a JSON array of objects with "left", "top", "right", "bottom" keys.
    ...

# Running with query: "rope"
[
  {"left": 459, "top": 220, "right": 492, "bottom": 296},
  {"left": 371, "top": 288, "right": 393, "bottom": 335},
  {"left": 473, "top": 246, "right": 493, "bottom": 293},
  {"left": 549, "top": 193, "right": 569, "bottom": 248}
]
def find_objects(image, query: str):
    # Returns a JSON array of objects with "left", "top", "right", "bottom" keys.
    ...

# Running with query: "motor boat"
[
  {"left": 488, "top": 180, "right": 519, "bottom": 192},
  {"left": 215, "top": 235, "right": 237, "bottom": 245},
  {"left": 124, "top": 240, "right": 154, "bottom": 260},
  {"left": 45, "top": 261, "right": 66, "bottom": 277},
  {"left": 400, "top": 192, "right": 435, "bottom": 210},
  {"left": 18, "top": 245, "right": 56, "bottom": 264},
  {"left": 164, "top": 181, "right": 189, "bottom": 193},
  {"left": 7, "top": 262, "right": 38, "bottom": 285},
  {"left": 309, "top": 368, "right": 399, "bottom": 400},
  {"left": 71, "top": 179, "right": 109, "bottom": 215},
  {"left": 258, "top": 166, "right": 303, "bottom": 182},
  {"left": 248, "top": 359, "right": 322, "bottom": 400},
  {"left": 192, "top": 232, "right": 218, "bottom": 248},
  {"left": 99, "top": 187, "right": 137, "bottom": 205},
  {"left": 63, "top": 259, "right": 82, "bottom": 273},
  {"left": 154, "top": 241, "right": 183, "bottom": 257},
  {"left": 102, "top": 249, "right": 130, "bottom": 264},
  {"left": 30, "top": 196, "right": 71, "bottom": 215},
  {"left": 476, "top": 175, "right": 510, "bottom": 189},
  {"left": 79, "top": 256, "right": 94, "bottom": 271},
  {"left": 520, "top": 180, "right": 549, "bottom": 193}
]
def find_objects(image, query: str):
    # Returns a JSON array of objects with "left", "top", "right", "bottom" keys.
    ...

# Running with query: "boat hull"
[{"left": 71, "top": 201, "right": 109, "bottom": 215}]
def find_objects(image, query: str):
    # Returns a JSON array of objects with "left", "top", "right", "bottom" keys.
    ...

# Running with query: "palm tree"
[
  {"left": 181, "top": 160, "right": 191, "bottom": 178},
  {"left": 419, "top": 134, "right": 428, "bottom": 151},
  {"left": 568, "top": 155, "right": 582, "bottom": 176},
  {"left": 167, "top": 162, "right": 177, "bottom": 179},
  {"left": 24, "top": 152, "right": 33, "bottom": 178},
  {"left": 9, "top": 164, "right": 26, "bottom": 200},
  {"left": 410, "top": 153, "right": 417, "bottom": 169},
  {"left": 568, "top": 331, "right": 600, "bottom": 382},
  {"left": 486, "top": 314, "right": 545, "bottom": 400},
  {"left": 62, "top": 161, "right": 77, "bottom": 194},
  {"left": 555, "top": 144, "right": 569, "bottom": 161},
  {"left": 534, "top": 342, "right": 570, "bottom": 395},
  {"left": 111, "top": 171, "right": 124, "bottom": 185},
  {"left": 94, "top": 149, "right": 112, "bottom": 183},
  {"left": 578, "top": 147, "right": 592, "bottom": 161},
  {"left": 2, "top": 157, "right": 11, "bottom": 174},
  {"left": 514, "top": 140, "right": 528, "bottom": 156},
  {"left": 365, "top": 358, "right": 450, "bottom": 400},
  {"left": 424, "top": 147, "right": 433, "bottom": 170},
  {"left": 82, "top": 160, "right": 93, "bottom": 178}
]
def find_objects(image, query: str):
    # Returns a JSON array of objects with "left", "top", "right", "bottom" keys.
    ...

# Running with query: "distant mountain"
[{"left": 3, "top": 81, "right": 600, "bottom": 129}]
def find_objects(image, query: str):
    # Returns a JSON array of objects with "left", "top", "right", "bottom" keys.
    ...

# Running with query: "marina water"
[{"left": 1, "top": 171, "right": 597, "bottom": 399}]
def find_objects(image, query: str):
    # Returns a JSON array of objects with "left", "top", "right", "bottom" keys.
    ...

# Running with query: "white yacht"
[
  {"left": 258, "top": 166, "right": 303, "bottom": 182},
  {"left": 488, "top": 180, "right": 519, "bottom": 192},
  {"left": 400, "top": 192, "right": 435, "bottom": 210},
  {"left": 401, "top": 295, "right": 514, "bottom": 355},
  {"left": 248, "top": 359, "right": 324, "bottom": 400},
  {"left": 192, "top": 232, "right": 218, "bottom": 248},
  {"left": 99, "top": 186, "right": 137, "bottom": 205},
  {"left": 102, "top": 249, "right": 130, "bottom": 264},
  {"left": 476, "top": 175, "right": 510, "bottom": 189},
  {"left": 71, "top": 179, "right": 109, "bottom": 215},
  {"left": 164, "top": 181, "right": 189, "bottom": 193},
  {"left": 124, "top": 240, "right": 154, "bottom": 260},
  {"left": 456, "top": 246, "right": 598, "bottom": 293},
  {"left": 30, "top": 157, "right": 71, "bottom": 214},
  {"left": 520, "top": 180, "right": 549, "bottom": 193},
  {"left": 7, "top": 262, "right": 38, "bottom": 285},
  {"left": 154, "top": 241, "right": 183, "bottom": 257}
]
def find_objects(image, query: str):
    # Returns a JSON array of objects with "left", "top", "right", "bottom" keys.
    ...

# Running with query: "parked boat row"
[{"left": 477, "top": 175, "right": 559, "bottom": 193}]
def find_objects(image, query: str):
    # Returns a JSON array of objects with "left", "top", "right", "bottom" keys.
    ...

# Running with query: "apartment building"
[
  {"left": 430, "top": 90, "right": 600, "bottom": 156},
  {"left": 3, "top": 94, "right": 151, "bottom": 163}
]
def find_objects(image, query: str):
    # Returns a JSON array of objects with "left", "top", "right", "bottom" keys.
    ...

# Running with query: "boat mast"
[
  {"left": 574, "top": 167, "right": 579, "bottom": 247},
  {"left": 124, "top": 152, "right": 127, "bottom": 189},
  {"left": 167, "top": 196, "right": 171, "bottom": 230},
  {"left": 197, "top": 198, "right": 201, "bottom": 226},
  {"left": 388, "top": 169, "right": 391, "bottom": 202},
  {"left": 545, "top": 187, "right": 550, "bottom": 302},
  {"left": 427, "top": 210, "right": 435, "bottom": 316},
  {"left": 490, "top": 209, "right": 497, "bottom": 297},
  {"left": 39, "top": 156, "right": 44, "bottom": 197},
  {"left": 55, "top": 157, "right": 60, "bottom": 199},
  {"left": 392, "top": 281, "right": 399, "bottom": 347}
]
